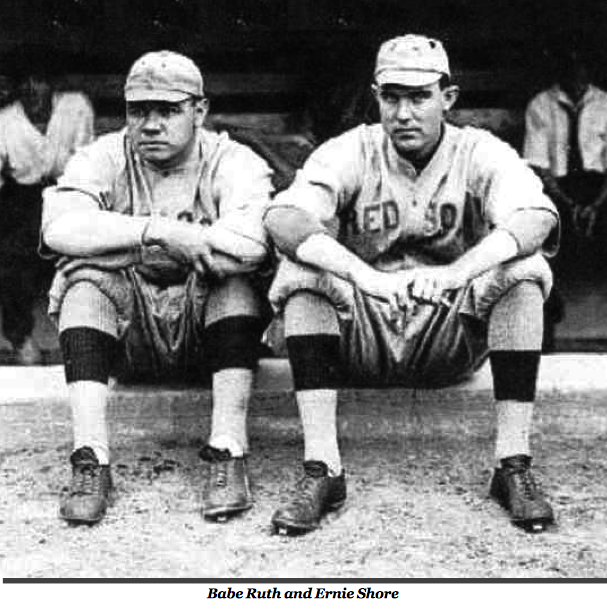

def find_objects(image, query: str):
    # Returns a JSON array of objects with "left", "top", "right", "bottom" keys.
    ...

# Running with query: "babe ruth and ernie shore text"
[{"left": 207, "top": 587, "right": 399, "bottom": 600}]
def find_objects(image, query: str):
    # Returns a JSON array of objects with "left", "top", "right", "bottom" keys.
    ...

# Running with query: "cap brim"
[
  {"left": 376, "top": 69, "right": 444, "bottom": 88},
  {"left": 125, "top": 88, "right": 192, "bottom": 102}
]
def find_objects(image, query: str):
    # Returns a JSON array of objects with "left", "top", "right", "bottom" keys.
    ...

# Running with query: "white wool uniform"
[
  {"left": 269, "top": 123, "right": 559, "bottom": 386},
  {"left": 43, "top": 128, "right": 273, "bottom": 380}
]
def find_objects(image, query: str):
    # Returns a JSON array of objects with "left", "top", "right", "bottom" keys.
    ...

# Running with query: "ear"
[
  {"left": 441, "top": 85, "right": 459, "bottom": 112},
  {"left": 194, "top": 97, "right": 209, "bottom": 127},
  {"left": 371, "top": 83, "right": 381, "bottom": 103}
]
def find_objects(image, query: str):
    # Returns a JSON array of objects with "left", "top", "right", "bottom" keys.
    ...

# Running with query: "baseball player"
[
  {"left": 41, "top": 51, "right": 273, "bottom": 525},
  {"left": 264, "top": 34, "right": 559, "bottom": 535}
]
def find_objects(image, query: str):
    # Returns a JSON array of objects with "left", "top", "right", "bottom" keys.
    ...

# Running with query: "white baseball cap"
[
  {"left": 375, "top": 34, "right": 450, "bottom": 88},
  {"left": 125, "top": 50, "right": 204, "bottom": 102}
]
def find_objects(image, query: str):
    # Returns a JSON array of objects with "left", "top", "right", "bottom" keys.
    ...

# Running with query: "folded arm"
[
  {"left": 265, "top": 204, "right": 555, "bottom": 311},
  {"left": 43, "top": 191, "right": 267, "bottom": 277}
]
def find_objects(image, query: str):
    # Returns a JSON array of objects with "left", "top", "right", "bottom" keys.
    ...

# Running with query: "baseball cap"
[
  {"left": 124, "top": 50, "right": 204, "bottom": 102},
  {"left": 375, "top": 34, "right": 450, "bottom": 88}
]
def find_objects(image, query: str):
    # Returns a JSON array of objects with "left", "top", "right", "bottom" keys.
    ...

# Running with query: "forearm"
[
  {"left": 295, "top": 232, "right": 378, "bottom": 287},
  {"left": 44, "top": 209, "right": 148, "bottom": 256},
  {"left": 204, "top": 223, "right": 267, "bottom": 265},
  {"left": 449, "top": 229, "right": 519, "bottom": 284}
]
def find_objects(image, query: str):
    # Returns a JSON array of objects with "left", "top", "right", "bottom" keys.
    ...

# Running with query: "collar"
[
  {"left": 386, "top": 122, "right": 454, "bottom": 178},
  {"left": 552, "top": 83, "right": 600, "bottom": 109}
]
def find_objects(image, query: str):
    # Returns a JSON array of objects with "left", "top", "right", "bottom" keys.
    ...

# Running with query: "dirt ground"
[{"left": 2, "top": 391, "right": 607, "bottom": 579}]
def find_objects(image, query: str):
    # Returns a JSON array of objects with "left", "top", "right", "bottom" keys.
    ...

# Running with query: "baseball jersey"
[
  {"left": 0, "top": 92, "right": 94, "bottom": 188},
  {"left": 524, "top": 84, "right": 607, "bottom": 177},
  {"left": 43, "top": 127, "right": 273, "bottom": 273},
  {"left": 272, "top": 122, "right": 558, "bottom": 269}
]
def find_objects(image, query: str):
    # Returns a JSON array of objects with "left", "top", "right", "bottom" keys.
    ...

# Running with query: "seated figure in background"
[
  {"left": 0, "top": 52, "right": 94, "bottom": 364},
  {"left": 524, "top": 48, "right": 607, "bottom": 268}
]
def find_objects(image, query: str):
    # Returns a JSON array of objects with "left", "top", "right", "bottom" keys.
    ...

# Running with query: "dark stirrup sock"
[
  {"left": 60, "top": 327, "right": 117, "bottom": 384},
  {"left": 286, "top": 334, "right": 342, "bottom": 390},
  {"left": 204, "top": 315, "right": 265, "bottom": 373},
  {"left": 489, "top": 350, "right": 541, "bottom": 402}
]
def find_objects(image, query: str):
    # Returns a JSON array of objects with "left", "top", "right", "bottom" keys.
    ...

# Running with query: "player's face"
[
  {"left": 126, "top": 97, "right": 208, "bottom": 167},
  {"left": 375, "top": 81, "right": 459, "bottom": 163}
]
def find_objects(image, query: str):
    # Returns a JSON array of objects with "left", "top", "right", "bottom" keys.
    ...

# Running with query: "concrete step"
[{"left": 2, "top": 355, "right": 607, "bottom": 452}]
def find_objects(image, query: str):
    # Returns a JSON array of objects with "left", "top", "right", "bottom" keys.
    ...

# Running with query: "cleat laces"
[
  {"left": 291, "top": 475, "right": 319, "bottom": 511},
  {"left": 512, "top": 468, "right": 539, "bottom": 501},
  {"left": 71, "top": 463, "right": 101, "bottom": 497},
  {"left": 213, "top": 462, "right": 229, "bottom": 488}
]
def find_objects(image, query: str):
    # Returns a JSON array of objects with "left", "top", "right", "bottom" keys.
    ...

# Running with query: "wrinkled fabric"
[{"left": 270, "top": 253, "right": 552, "bottom": 387}]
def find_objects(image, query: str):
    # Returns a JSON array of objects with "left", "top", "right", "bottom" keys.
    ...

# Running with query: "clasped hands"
[{"left": 357, "top": 265, "right": 467, "bottom": 319}]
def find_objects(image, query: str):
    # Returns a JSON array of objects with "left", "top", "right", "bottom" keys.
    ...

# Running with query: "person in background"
[
  {"left": 524, "top": 49, "right": 607, "bottom": 349},
  {"left": 0, "top": 51, "right": 95, "bottom": 364}
]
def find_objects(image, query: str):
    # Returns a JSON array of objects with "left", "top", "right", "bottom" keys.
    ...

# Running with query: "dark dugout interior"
[{"left": 0, "top": 0, "right": 605, "bottom": 136}]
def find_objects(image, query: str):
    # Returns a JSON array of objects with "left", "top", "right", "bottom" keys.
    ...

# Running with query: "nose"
[
  {"left": 141, "top": 110, "right": 163, "bottom": 133},
  {"left": 395, "top": 98, "right": 413, "bottom": 122}
]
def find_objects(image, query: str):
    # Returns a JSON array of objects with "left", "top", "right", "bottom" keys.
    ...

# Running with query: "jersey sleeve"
[
  {"left": 212, "top": 141, "right": 274, "bottom": 250},
  {"left": 42, "top": 133, "right": 124, "bottom": 230},
  {"left": 471, "top": 133, "right": 559, "bottom": 256},
  {"left": 523, "top": 94, "right": 551, "bottom": 171},
  {"left": 268, "top": 127, "right": 364, "bottom": 224}
]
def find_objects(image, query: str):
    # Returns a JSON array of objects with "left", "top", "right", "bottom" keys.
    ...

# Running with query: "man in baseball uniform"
[
  {"left": 264, "top": 35, "right": 558, "bottom": 535},
  {"left": 42, "top": 51, "right": 273, "bottom": 525}
]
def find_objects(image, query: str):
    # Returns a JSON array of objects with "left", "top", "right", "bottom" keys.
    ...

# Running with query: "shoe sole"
[
  {"left": 489, "top": 487, "right": 555, "bottom": 533},
  {"left": 203, "top": 501, "right": 254, "bottom": 522},
  {"left": 59, "top": 488, "right": 115, "bottom": 526},
  {"left": 271, "top": 498, "right": 346, "bottom": 536},
  {"left": 511, "top": 515, "right": 555, "bottom": 533}
]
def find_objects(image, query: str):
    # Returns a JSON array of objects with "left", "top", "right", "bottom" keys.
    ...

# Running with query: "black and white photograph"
[{"left": 1, "top": 0, "right": 607, "bottom": 582}]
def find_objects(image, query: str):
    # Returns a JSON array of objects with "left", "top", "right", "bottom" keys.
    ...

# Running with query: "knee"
[
  {"left": 499, "top": 255, "right": 553, "bottom": 299},
  {"left": 488, "top": 281, "right": 544, "bottom": 351},
  {"left": 206, "top": 276, "right": 262, "bottom": 325},
  {"left": 59, "top": 281, "right": 118, "bottom": 337},
  {"left": 284, "top": 290, "right": 340, "bottom": 337}
]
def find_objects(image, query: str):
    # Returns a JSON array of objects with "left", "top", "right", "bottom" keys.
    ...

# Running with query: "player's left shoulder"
[
  {"left": 204, "top": 128, "right": 270, "bottom": 171},
  {"left": 456, "top": 124, "right": 520, "bottom": 160}
]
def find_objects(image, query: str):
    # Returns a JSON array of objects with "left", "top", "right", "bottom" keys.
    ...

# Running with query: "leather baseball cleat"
[
  {"left": 199, "top": 444, "right": 253, "bottom": 522},
  {"left": 272, "top": 460, "right": 346, "bottom": 536},
  {"left": 60, "top": 446, "right": 113, "bottom": 524},
  {"left": 489, "top": 454, "right": 555, "bottom": 533}
]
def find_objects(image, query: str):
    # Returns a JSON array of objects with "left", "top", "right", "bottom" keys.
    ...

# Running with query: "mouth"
[
  {"left": 139, "top": 141, "right": 168, "bottom": 149},
  {"left": 393, "top": 128, "right": 419, "bottom": 137}
]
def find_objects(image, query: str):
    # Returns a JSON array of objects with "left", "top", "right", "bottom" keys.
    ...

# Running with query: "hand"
[
  {"left": 357, "top": 265, "right": 463, "bottom": 320},
  {"left": 147, "top": 219, "right": 223, "bottom": 277},
  {"left": 356, "top": 268, "right": 415, "bottom": 316},
  {"left": 57, "top": 251, "right": 142, "bottom": 276},
  {"left": 405, "top": 265, "right": 467, "bottom": 307}
]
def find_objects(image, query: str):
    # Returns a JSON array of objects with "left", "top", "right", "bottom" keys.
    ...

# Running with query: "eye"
[
  {"left": 380, "top": 91, "right": 399, "bottom": 105},
  {"left": 411, "top": 92, "right": 431, "bottom": 104},
  {"left": 127, "top": 105, "right": 145, "bottom": 118}
]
